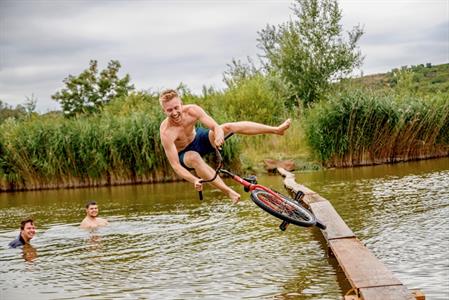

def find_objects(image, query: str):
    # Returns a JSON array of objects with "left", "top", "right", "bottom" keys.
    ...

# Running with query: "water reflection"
[
  {"left": 84, "top": 230, "right": 104, "bottom": 252},
  {"left": 22, "top": 244, "right": 37, "bottom": 262}
]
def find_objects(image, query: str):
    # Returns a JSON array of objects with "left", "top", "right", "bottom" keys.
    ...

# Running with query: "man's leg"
[
  {"left": 183, "top": 151, "right": 240, "bottom": 203},
  {"left": 220, "top": 119, "right": 291, "bottom": 137}
]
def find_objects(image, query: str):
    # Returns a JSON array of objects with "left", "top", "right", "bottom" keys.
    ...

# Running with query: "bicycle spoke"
[{"left": 250, "top": 189, "right": 316, "bottom": 227}]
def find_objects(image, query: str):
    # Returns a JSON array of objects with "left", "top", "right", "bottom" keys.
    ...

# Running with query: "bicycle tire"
[{"left": 250, "top": 189, "right": 316, "bottom": 227}]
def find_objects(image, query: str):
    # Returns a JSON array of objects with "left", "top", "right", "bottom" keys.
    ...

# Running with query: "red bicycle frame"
[
  {"left": 219, "top": 168, "right": 298, "bottom": 216},
  {"left": 196, "top": 134, "right": 313, "bottom": 230}
]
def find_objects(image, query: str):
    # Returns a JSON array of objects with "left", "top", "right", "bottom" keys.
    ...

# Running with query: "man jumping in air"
[{"left": 159, "top": 89, "right": 291, "bottom": 203}]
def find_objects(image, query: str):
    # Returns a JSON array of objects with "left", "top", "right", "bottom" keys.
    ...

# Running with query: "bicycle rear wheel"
[{"left": 250, "top": 189, "right": 316, "bottom": 227}]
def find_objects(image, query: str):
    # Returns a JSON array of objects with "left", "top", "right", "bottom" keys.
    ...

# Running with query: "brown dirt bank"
[
  {"left": 2, "top": 150, "right": 448, "bottom": 192},
  {"left": 325, "top": 146, "right": 449, "bottom": 168}
]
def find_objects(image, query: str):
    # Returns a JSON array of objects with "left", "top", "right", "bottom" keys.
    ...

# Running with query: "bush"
[{"left": 200, "top": 75, "right": 286, "bottom": 125}]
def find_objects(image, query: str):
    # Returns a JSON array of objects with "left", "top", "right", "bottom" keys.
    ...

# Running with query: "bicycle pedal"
[
  {"left": 279, "top": 221, "right": 289, "bottom": 231},
  {"left": 294, "top": 191, "right": 305, "bottom": 203}
]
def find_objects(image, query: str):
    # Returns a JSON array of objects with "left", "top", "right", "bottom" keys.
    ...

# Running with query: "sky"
[{"left": 0, "top": 0, "right": 448, "bottom": 113}]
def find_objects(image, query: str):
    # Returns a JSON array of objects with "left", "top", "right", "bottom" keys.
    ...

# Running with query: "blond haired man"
[{"left": 159, "top": 89, "right": 291, "bottom": 203}]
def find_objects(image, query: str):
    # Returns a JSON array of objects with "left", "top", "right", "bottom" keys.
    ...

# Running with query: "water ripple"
[{"left": 2, "top": 159, "right": 448, "bottom": 299}]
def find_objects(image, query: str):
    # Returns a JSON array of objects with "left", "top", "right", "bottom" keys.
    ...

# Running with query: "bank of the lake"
[{"left": 1, "top": 72, "right": 448, "bottom": 191}]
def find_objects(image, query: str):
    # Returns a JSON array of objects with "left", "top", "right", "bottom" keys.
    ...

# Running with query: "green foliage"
[
  {"left": 258, "top": 0, "right": 364, "bottom": 106},
  {"left": 52, "top": 60, "right": 134, "bottom": 117},
  {"left": 105, "top": 91, "right": 160, "bottom": 116},
  {"left": 222, "top": 57, "right": 260, "bottom": 89},
  {"left": 390, "top": 69, "right": 416, "bottom": 95},
  {"left": 223, "top": 75, "right": 287, "bottom": 124},
  {"left": 303, "top": 89, "right": 449, "bottom": 166},
  {"left": 391, "top": 64, "right": 449, "bottom": 95},
  {"left": 2, "top": 56, "right": 447, "bottom": 189},
  {"left": 349, "top": 63, "right": 449, "bottom": 95},
  {"left": 23, "top": 94, "right": 38, "bottom": 115},
  {"left": 0, "top": 100, "right": 27, "bottom": 124},
  {"left": 0, "top": 91, "right": 243, "bottom": 190},
  {"left": 0, "top": 96, "right": 163, "bottom": 188},
  {"left": 199, "top": 75, "right": 287, "bottom": 125}
]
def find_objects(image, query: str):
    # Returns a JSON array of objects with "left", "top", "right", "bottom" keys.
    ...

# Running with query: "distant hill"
[{"left": 350, "top": 63, "right": 449, "bottom": 94}]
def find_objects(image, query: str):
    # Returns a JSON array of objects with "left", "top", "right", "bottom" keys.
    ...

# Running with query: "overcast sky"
[{"left": 1, "top": 0, "right": 448, "bottom": 112}]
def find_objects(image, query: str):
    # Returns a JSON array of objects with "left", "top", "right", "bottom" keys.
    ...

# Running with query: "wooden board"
[
  {"left": 303, "top": 193, "right": 327, "bottom": 204},
  {"left": 277, "top": 167, "right": 424, "bottom": 300},
  {"left": 329, "top": 238, "right": 402, "bottom": 288},
  {"left": 359, "top": 285, "right": 416, "bottom": 300},
  {"left": 277, "top": 168, "right": 314, "bottom": 191},
  {"left": 309, "top": 201, "right": 355, "bottom": 240}
]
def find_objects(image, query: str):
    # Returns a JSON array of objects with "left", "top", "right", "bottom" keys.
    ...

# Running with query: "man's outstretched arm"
[
  {"left": 192, "top": 105, "right": 225, "bottom": 147},
  {"left": 160, "top": 133, "right": 203, "bottom": 191}
]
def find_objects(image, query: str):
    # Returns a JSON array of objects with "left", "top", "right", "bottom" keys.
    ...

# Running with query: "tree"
[
  {"left": 222, "top": 57, "right": 259, "bottom": 88},
  {"left": 24, "top": 94, "right": 37, "bottom": 115},
  {"left": 258, "top": 0, "right": 364, "bottom": 106},
  {"left": 52, "top": 60, "right": 134, "bottom": 117},
  {"left": 0, "top": 100, "right": 27, "bottom": 124}
]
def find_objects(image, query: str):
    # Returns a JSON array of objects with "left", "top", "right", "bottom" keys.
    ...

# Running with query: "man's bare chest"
[{"left": 172, "top": 125, "right": 196, "bottom": 150}]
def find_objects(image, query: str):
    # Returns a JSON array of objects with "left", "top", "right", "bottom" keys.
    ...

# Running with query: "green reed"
[
  {"left": 0, "top": 92, "right": 241, "bottom": 191},
  {"left": 3, "top": 78, "right": 446, "bottom": 190},
  {"left": 303, "top": 89, "right": 449, "bottom": 167}
]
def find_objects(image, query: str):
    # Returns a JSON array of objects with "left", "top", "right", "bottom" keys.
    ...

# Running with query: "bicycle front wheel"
[{"left": 250, "top": 189, "right": 316, "bottom": 227}]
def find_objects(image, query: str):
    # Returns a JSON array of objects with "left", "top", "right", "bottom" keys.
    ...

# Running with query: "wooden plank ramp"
[{"left": 277, "top": 167, "right": 425, "bottom": 300}]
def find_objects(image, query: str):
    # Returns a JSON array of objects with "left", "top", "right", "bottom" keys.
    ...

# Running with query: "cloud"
[
  {"left": 0, "top": 0, "right": 447, "bottom": 112},
  {"left": 339, "top": 0, "right": 449, "bottom": 73},
  {"left": 0, "top": 0, "right": 293, "bottom": 111}
]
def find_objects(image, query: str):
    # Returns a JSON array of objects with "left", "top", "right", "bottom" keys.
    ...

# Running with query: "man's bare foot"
[
  {"left": 229, "top": 190, "right": 241, "bottom": 204},
  {"left": 275, "top": 118, "right": 291, "bottom": 135}
]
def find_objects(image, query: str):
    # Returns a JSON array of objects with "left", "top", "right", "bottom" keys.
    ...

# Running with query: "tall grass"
[
  {"left": 183, "top": 75, "right": 296, "bottom": 171},
  {"left": 0, "top": 75, "right": 286, "bottom": 191},
  {"left": 2, "top": 75, "right": 448, "bottom": 190},
  {"left": 0, "top": 92, "right": 241, "bottom": 191},
  {"left": 303, "top": 89, "right": 449, "bottom": 167},
  {"left": 237, "top": 117, "right": 316, "bottom": 172},
  {"left": 197, "top": 75, "right": 304, "bottom": 171}
]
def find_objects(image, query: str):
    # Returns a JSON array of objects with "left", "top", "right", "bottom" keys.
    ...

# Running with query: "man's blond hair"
[{"left": 159, "top": 89, "right": 179, "bottom": 106}]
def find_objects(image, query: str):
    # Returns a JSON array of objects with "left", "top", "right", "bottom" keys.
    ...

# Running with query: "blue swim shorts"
[{"left": 178, "top": 127, "right": 216, "bottom": 170}]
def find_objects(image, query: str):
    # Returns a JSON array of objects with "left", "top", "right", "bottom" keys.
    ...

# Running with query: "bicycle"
[{"left": 198, "top": 135, "right": 326, "bottom": 231}]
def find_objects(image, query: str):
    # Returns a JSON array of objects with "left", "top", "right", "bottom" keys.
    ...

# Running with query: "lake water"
[{"left": 1, "top": 157, "right": 448, "bottom": 299}]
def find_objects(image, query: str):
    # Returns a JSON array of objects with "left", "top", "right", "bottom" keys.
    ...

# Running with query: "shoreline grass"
[
  {"left": 1, "top": 66, "right": 448, "bottom": 191},
  {"left": 302, "top": 89, "right": 449, "bottom": 167}
]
